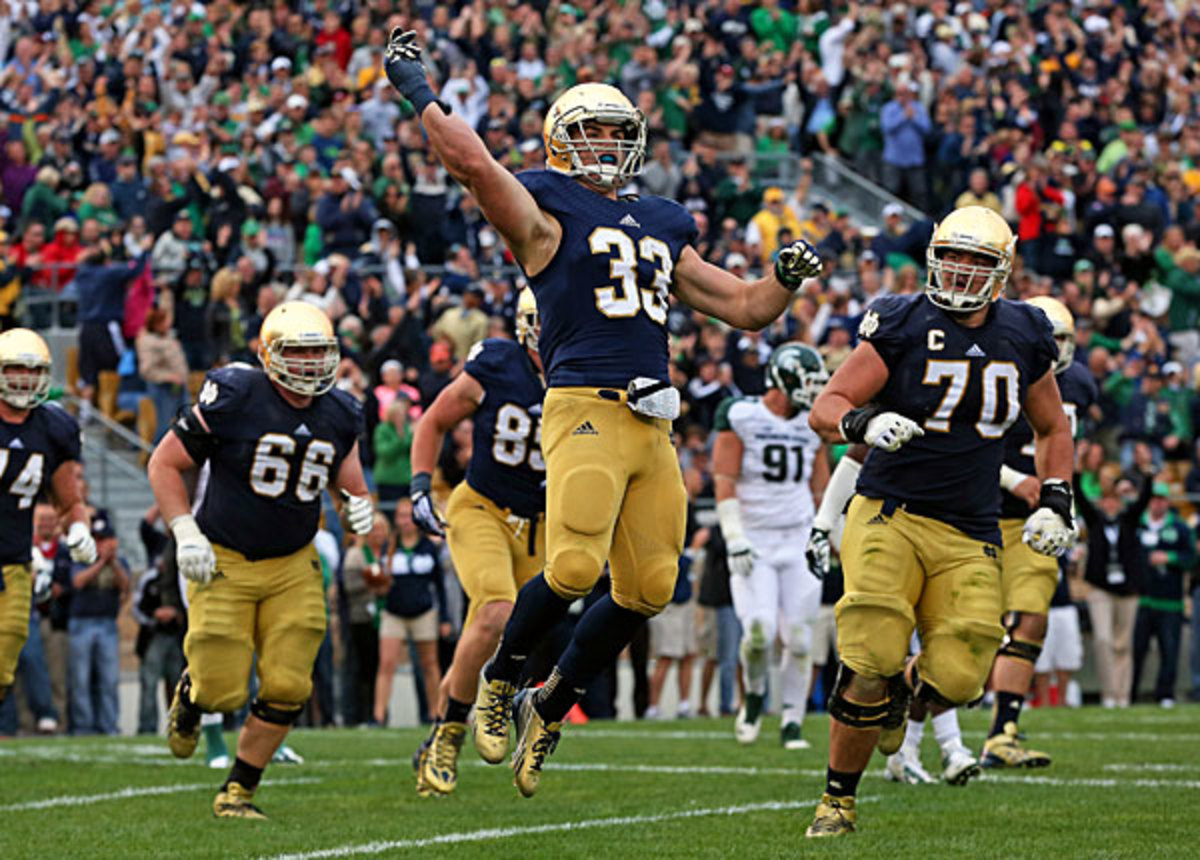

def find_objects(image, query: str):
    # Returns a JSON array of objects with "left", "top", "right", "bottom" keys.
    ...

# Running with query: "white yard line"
[
  {"left": 0, "top": 777, "right": 321, "bottom": 812},
  {"left": 569, "top": 727, "right": 1200, "bottom": 743},
  {"left": 1103, "top": 763, "right": 1200, "bottom": 773}
]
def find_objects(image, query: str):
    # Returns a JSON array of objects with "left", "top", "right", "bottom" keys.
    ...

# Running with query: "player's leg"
[
  {"left": 886, "top": 695, "right": 937, "bottom": 785},
  {"left": 214, "top": 545, "right": 326, "bottom": 819},
  {"left": 0, "top": 565, "right": 32, "bottom": 707},
  {"left": 778, "top": 537, "right": 821, "bottom": 749},
  {"left": 808, "top": 498, "right": 923, "bottom": 838},
  {"left": 729, "top": 535, "right": 778, "bottom": 745},
  {"left": 929, "top": 707, "right": 977, "bottom": 785},
  {"left": 983, "top": 520, "right": 1055, "bottom": 768}
]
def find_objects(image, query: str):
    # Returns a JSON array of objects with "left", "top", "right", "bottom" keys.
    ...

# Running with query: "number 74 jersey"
[{"left": 714, "top": 396, "right": 822, "bottom": 530}]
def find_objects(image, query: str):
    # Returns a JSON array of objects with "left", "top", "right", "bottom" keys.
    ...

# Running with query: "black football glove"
[
  {"left": 774, "top": 239, "right": 822, "bottom": 290},
  {"left": 410, "top": 471, "right": 447, "bottom": 538},
  {"left": 805, "top": 527, "right": 831, "bottom": 581},
  {"left": 384, "top": 29, "right": 442, "bottom": 115}
]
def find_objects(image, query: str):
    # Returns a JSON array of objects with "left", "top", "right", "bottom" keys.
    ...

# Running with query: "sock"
[
  {"left": 931, "top": 709, "right": 963, "bottom": 753},
  {"left": 535, "top": 595, "right": 648, "bottom": 723},
  {"left": 825, "top": 767, "right": 862, "bottom": 799},
  {"left": 223, "top": 757, "right": 264, "bottom": 792},
  {"left": 487, "top": 574, "right": 573, "bottom": 684},
  {"left": 779, "top": 650, "right": 812, "bottom": 727},
  {"left": 203, "top": 721, "right": 227, "bottom": 757},
  {"left": 902, "top": 718, "right": 925, "bottom": 753},
  {"left": 990, "top": 691, "right": 1024, "bottom": 738},
  {"left": 444, "top": 696, "right": 472, "bottom": 725}
]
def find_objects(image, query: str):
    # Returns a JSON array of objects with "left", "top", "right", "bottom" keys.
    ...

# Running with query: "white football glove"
[
  {"left": 774, "top": 238, "right": 823, "bottom": 289},
  {"left": 864, "top": 412, "right": 925, "bottom": 453},
  {"left": 170, "top": 514, "right": 216, "bottom": 585},
  {"left": 66, "top": 520, "right": 97, "bottom": 564},
  {"left": 726, "top": 536, "right": 756, "bottom": 578},
  {"left": 1021, "top": 479, "right": 1076, "bottom": 557},
  {"left": 341, "top": 490, "right": 375, "bottom": 536},
  {"left": 31, "top": 546, "right": 54, "bottom": 603},
  {"left": 805, "top": 527, "right": 831, "bottom": 581}
]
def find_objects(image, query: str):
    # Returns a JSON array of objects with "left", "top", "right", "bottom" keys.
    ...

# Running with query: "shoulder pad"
[{"left": 713, "top": 396, "right": 751, "bottom": 432}]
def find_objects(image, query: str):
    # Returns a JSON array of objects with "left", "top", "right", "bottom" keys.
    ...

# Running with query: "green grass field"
[{"left": 1, "top": 706, "right": 1196, "bottom": 859}]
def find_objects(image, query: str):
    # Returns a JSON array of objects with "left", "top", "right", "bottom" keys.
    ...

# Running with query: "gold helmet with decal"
[
  {"left": 925, "top": 205, "right": 1016, "bottom": 312},
  {"left": 516, "top": 286, "right": 540, "bottom": 350},
  {"left": 0, "top": 328, "right": 52, "bottom": 409},
  {"left": 258, "top": 301, "right": 340, "bottom": 396},
  {"left": 1026, "top": 296, "right": 1076, "bottom": 373},
  {"left": 543, "top": 83, "right": 646, "bottom": 189}
]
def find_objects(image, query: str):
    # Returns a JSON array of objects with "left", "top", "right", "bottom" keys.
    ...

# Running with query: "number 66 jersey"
[{"left": 192, "top": 365, "right": 362, "bottom": 560}]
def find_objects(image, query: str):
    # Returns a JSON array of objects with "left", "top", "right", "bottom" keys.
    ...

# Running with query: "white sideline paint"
[
  {"left": 569, "top": 727, "right": 1200, "bottom": 743},
  {"left": 0, "top": 777, "right": 321, "bottom": 812},
  {"left": 1103, "top": 763, "right": 1200, "bottom": 773},
  {"left": 261, "top": 799, "right": 829, "bottom": 860}
]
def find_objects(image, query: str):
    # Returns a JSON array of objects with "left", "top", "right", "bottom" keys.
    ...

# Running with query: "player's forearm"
[
  {"left": 1032, "top": 425, "right": 1073, "bottom": 483},
  {"left": 809, "top": 392, "right": 855, "bottom": 443},
  {"left": 739, "top": 274, "right": 797, "bottom": 330},
  {"left": 147, "top": 458, "right": 194, "bottom": 526},
  {"left": 409, "top": 419, "right": 448, "bottom": 478},
  {"left": 421, "top": 103, "right": 492, "bottom": 188},
  {"left": 713, "top": 473, "right": 737, "bottom": 503}
]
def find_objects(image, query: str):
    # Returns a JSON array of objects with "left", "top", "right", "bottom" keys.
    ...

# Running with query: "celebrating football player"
[
  {"left": 147, "top": 301, "right": 372, "bottom": 819},
  {"left": 712, "top": 344, "right": 829, "bottom": 751},
  {"left": 384, "top": 30, "right": 821, "bottom": 796},
  {"left": 805, "top": 207, "right": 1075, "bottom": 837},
  {"left": 409, "top": 288, "right": 547, "bottom": 797},
  {"left": 0, "top": 329, "right": 96, "bottom": 706}
]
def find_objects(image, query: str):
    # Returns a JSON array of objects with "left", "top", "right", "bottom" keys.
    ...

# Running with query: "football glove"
[
  {"left": 1022, "top": 478, "right": 1075, "bottom": 557},
  {"left": 805, "top": 527, "right": 831, "bottom": 581},
  {"left": 66, "top": 520, "right": 97, "bottom": 564},
  {"left": 341, "top": 489, "right": 375, "bottom": 536},
  {"left": 31, "top": 546, "right": 54, "bottom": 603},
  {"left": 841, "top": 406, "right": 924, "bottom": 452},
  {"left": 410, "top": 472, "right": 447, "bottom": 538},
  {"left": 170, "top": 514, "right": 216, "bottom": 585},
  {"left": 384, "top": 29, "right": 441, "bottom": 115},
  {"left": 726, "top": 536, "right": 756, "bottom": 578},
  {"left": 774, "top": 239, "right": 822, "bottom": 290}
]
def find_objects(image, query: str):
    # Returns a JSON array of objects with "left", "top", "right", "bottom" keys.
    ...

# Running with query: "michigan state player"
[
  {"left": 712, "top": 343, "right": 829, "bottom": 750},
  {"left": 148, "top": 301, "right": 373, "bottom": 819},
  {"left": 384, "top": 31, "right": 821, "bottom": 796},
  {"left": 409, "top": 288, "right": 546, "bottom": 797},
  {"left": 0, "top": 329, "right": 96, "bottom": 706},
  {"left": 983, "top": 296, "right": 1096, "bottom": 769},
  {"left": 805, "top": 206, "right": 1076, "bottom": 837}
]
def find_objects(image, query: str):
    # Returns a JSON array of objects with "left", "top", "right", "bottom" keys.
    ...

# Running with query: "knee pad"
[
  {"left": 785, "top": 623, "right": 813, "bottom": 659},
  {"left": 827, "top": 662, "right": 889, "bottom": 729},
  {"left": 250, "top": 698, "right": 304, "bottom": 726},
  {"left": 635, "top": 560, "right": 679, "bottom": 616},
  {"left": 997, "top": 637, "right": 1043, "bottom": 666},
  {"left": 557, "top": 464, "right": 618, "bottom": 537},
  {"left": 740, "top": 619, "right": 770, "bottom": 661},
  {"left": 835, "top": 591, "right": 916, "bottom": 678},
  {"left": 914, "top": 650, "right": 988, "bottom": 707},
  {"left": 546, "top": 549, "right": 604, "bottom": 601}
]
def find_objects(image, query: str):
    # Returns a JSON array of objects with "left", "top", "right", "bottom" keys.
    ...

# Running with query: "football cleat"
[
  {"left": 805, "top": 793, "right": 857, "bottom": 838},
  {"left": 272, "top": 744, "right": 304, "bottom": 765},
  {"left": 213, "top": 782, "right": 267, "bottom": 819},
  {"left": 511, "top": 689, "right": 562, "bottom": 798},
  {"left": 942, "top": 744, "right": 981, "bottom": 786},
  {"left": 781, "top": 722, "right": 811, "bottom": 750},
  {"left": 417, "top": 721, "right": 468, "bottom": 796},
  {"left": 734, "top": 693, "right": 764, "bottom": 745},
  {"left": 166, "top": 671, "right": 202, "bottom": 759},
  {"left": 884, "top": 748, "right": 937, "bottom": 785},
  {"left": 473, "top": 663, "right": 518, "bottom": 764},
  {"left": 980, "top": 721, "right": 1051, "bottom": 769},
  {"left": 412, "top": 734, "right": 438, "bottom": 798}
]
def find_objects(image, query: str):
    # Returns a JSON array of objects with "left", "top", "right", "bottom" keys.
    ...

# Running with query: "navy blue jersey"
[
  {"left": 516, "top": 169, "right": 698, "bottom": 388},
  {"left": 192, "top": 365, "right": 362, "bottom": 560},
  {"left": 0, "top": 403, "right": 81, "bottom": 565},
  {"left": 384, "top": 534, "right": 447, "bottom": 620},
  {"left": 855, "top": 295, "right": 1058, "bottom": 544},
  {"left": 1000, "top": 360, "right": 1098, "bottom": 520},
  {"left": 462, "top": 338, "right": 546, "bottom": 518}
]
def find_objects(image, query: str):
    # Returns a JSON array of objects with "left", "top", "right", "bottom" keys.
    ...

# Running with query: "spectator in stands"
[
  {"left": 318, "top": 168, "right": 377, "bottom": 258},
  {"left": 746, "top": 187, "right": 801, "bottom": 266},
  {"left": 879, "top": 79, "right": 931, "bottom": 211},
  {"left": 41, "top": 217, "right": 82, "bottom": 292},
  {"left": 152, "top": 211, "right": 195, "bottom": 277},
  {"left": 19, "top": 166, "right": 67, "bottom": 233},
  {"left": 373, "top": 396, "right": 415, "bottom": 506},
  {"left": 132, "top": 516, "right": 184, "bottom": 735},
  {"left": 646, "top": 550, "right": 700, "bottom": 719},
  {"left": 419, "top": 342, "right": 456, "bottom": 406},
  {"left": 340, "top": 514, "right": 390, "bottom": 727},
  {"left": 430, "top": 286, "right": 490, "bottom": 362},
  {"left": 135, "top": 306, "right": 189, "bottom": 442}
]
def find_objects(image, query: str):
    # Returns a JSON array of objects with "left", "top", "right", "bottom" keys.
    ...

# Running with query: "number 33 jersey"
[
  {"left": 192, "top": 365, "right": 363, "bottom": 560},
  {"left": 714, "top": 396, "right": 822, "bottom": 530},
  {"left": 516, "top": 170, "right": 698, "bottom": 388},
  {"left": 855, "top": 294, "right": 1058, "bottom": 544},
  {"left": 462, "top": 338, "right": 546, "bottom": 519}
]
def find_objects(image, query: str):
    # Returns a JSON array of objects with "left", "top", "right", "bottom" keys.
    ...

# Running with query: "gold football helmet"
[
  {"left": 0, "top": 328, "right": 52, "bottom": 409},
  {"left": 516, "top": 286, "right": 540, "bottom": 350},
  {"left": 258, "top": 301, "right": 339, "bottom": 396},
  {"left": 1026, "top": 296, "right": 1076, "bottom": 373},
  {"left": 925, "top": 206, "right": 1016, "bottom": 312},
  {"left": 543, "top": 83, "right": 646, "bottom": 189}
]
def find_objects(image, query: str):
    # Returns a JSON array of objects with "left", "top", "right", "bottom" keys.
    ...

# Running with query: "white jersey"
[{"left": 717, "top": 396, "right": 821, "bottom": 530}]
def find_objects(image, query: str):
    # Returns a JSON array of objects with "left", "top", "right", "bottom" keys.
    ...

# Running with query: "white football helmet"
[{"left": 925, "top": 206, "right": 1016, "bottom": 313}]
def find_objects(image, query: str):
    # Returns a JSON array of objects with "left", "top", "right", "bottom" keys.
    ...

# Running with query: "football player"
[
  {"left": 147, "top": 301, "right": 372, "bottom": 819},
  {"left": 409, "top": 288, "right": 546, "bottom": 796},
  {"left": 0, "top": 329, "right": 97, "bottom": 706},
  {"left": 982, "top": 296, "right": 1096, "bottom": 769},
  {"left": 384, "top": 31, "right": 821, "bottom": 797},
  {"left": 712, "top": 343, "right": 829, "bottom": 750},
  {"left": 804, "top": 206, "right": 1075, "bottom": 837}
]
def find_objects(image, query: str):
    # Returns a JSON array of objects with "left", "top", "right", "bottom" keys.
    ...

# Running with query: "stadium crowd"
[{"left": 3, "top": 0, "right": 1200, "bottom": 735}]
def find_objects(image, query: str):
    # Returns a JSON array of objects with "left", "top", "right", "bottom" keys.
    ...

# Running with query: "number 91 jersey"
[
  {"left": 462, "top": 339, "right": 546, "bottom": 518},
  {"left": 855, "top": 294, "right": 1058, "bottom": 545},
  {"left": 193, "top": 365, "right": 362, "bottom": 560},
  {"left": 516, "top": 170, "right": 698, "bottom": 388}
]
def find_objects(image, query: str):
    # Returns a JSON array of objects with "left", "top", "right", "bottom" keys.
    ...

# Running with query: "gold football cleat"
[
  {"left": 980, "top": 721, "right": 1051, "bottom": 769},
  {"left": 418, "top": 721, "right": 468, "bottom": 795},
  {"left": 166, "top": 671, "right": 201, "bottom": 759},
  {"left": 806, "top": 793, "right": 857, "bottom": 838},
  {"left": 473, "top": 665, "right": 518, "bottom": 764},
  {"left": 213, "top": 782, "right": 267, "bottom": 820},
  {"left": 511, "top": 690, "right": 562, "bottom": 798}
]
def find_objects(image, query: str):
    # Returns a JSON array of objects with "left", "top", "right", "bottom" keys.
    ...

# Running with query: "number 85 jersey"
[
  {"left": 855, "top": 294, "right": 1058, "bottom": 545},
  {"left": 190, "top": 365, "right": 362, "bottom": 560},
  {"left": 462, "top": 339, "right": 546, "bottom": 519}
]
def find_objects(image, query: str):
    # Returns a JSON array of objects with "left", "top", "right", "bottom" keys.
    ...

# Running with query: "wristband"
[{"left": 839, "top": 405, "right": 883, "bottom": 444}]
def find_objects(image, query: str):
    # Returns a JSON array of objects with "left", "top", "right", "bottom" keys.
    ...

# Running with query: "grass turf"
[{"left": 0, "top": 705, "right": 1196, "bottom": 859}]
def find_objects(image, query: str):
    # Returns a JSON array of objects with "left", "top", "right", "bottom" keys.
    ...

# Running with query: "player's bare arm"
[
  {"left": 809, "top": 342, "right": 889, "bottom": 442},
  {"left": 810, "top": 444, "right": 832, "bottom": 509},
  {"left": 49, "top": 460, "right": 89, "bottom": 532},
  {"left": 672, "top": 243, "right": 817, "bottom": 331},
  {"left": 1023, "top": 370, "right": 1073, "bottom": 483},
  {"left": 147, "top": 407, "right": 203, "bottom": 525},
  {"left": 711, "top": 429, "right": 744, "bottom": 503},
  {"left": 409, "top": 371, "right": 485, "bottom": 477}
]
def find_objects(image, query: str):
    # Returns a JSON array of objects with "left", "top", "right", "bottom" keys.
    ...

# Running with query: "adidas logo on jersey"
[
  {"left": 294, "top": 423, "right": 312, "bottom": 436},
  {"left": 8, "top": 438, "right": 23, "bottom": 449},
  {"left": 572, "top": 421, "right": 599, "bottom": 436},
  {"left": 966, "top": 344, "right": 986, "bottom": 357},
  {"left": 619, "top": 214, "right": 641, "bottom": 229}
]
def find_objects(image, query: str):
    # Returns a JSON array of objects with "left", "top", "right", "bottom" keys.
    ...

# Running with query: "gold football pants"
[
  {"left": 0, "top": 564, "right": 31, "bottom": 690},
  {"left": 999, "top": 517, "right": 1059, "bottom": 615}
]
